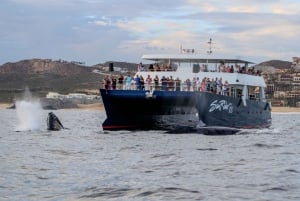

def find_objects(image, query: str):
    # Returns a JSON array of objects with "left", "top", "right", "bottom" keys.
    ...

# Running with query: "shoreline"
[
  {"left": 0, "top": 103, "right": 11, "bottom": 109},
  {"left": 76, "top": 103, "right": 104, "bottom": 111},
  {"left": 0, "top": 103, "right": 300, "bottom": 113},
  {"left": 270, "top": 107, "right": 300, "bottom": 113},
  {"left": 0, "top": 102, "right": 105, "bottom": 111}
]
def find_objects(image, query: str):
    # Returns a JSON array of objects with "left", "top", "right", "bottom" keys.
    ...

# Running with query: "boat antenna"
[{"left": 207, "top": 38, "right": 213, "bottom": 55}]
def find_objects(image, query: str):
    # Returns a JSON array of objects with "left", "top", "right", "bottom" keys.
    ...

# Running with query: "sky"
[{"left": 1, "top": 0, "right": 300, "bottom": 66}]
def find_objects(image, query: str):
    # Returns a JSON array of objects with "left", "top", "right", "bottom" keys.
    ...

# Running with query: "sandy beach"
[
  {"left": 270, "top": 107, "right": 300, "bottom": 113},
  {"left": 76, "top": 103, "right": 104, "bottom": 111},
  {"left": 0, "top": 102, "right": 105, "bottom": 111},
  {"left": 0, "top": 103, "right": 11, "bottom": 109}
]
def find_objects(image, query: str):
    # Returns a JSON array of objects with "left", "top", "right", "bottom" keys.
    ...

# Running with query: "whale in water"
[{"left": 47, "top": 112, "right": 64, "bottom": 131}]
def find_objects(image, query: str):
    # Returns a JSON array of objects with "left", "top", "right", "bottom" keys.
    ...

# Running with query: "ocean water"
[{"left": 0, "top": 103, "right": 300, "bottom": 201}]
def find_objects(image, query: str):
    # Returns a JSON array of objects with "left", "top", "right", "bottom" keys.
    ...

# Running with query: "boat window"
[
  {"left": 146, "top": 62, "right": 177, "bottom": 72},
  {"left": 249, "top": 86, "right": 257, "bottom": 100},
  {"left": 193, "top": 64, "right": 200, "bottom": 73},
  {"left": 230, "top": 86, "right": 243, "bottom": 98}
]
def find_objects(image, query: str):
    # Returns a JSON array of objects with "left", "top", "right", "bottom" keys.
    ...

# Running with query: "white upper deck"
[
  {"left": 138, "top": 54, "right": 266, "bottom": 87},
  {"left": 142, "top": 54, "right": 254, "bottom": 65}
]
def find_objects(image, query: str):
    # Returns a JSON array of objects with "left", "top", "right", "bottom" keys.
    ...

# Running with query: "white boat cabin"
[{"left": 134, "top": 54, "right": 267, "bottom": 102}]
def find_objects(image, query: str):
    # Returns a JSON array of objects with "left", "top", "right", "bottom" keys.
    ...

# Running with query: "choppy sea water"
[{"left": 0, "top": 104, "right": 300, "bottom": 201}]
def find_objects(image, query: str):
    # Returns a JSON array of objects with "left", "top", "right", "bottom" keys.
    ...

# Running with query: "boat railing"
[
  {"left": 103, "top": 83, "right": 228, "bottom": 94},
  {"left": 102, "top": 83, "right": 265, "bottom": 101}
]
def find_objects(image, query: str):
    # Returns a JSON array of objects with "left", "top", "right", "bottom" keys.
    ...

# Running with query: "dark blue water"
[{"left": 0, "top": 105, "right": 300, "bottom": 201}]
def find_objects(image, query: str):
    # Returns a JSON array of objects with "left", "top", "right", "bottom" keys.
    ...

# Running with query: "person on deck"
[
  {"left": 139, "top": 75, "right": 145, "bottom": 90},
  {"left": 223, "top": 80, "right": 229, "bottom": 96},
  {"left": 161, "top": 76, "right": 167, "bottom": 91},
  {"left": 111, "top": 76, "right": 117, "bottom": 89},
  {"left": 125, "top": 75, "right": 132, "bottom": 90},
  {"left": 153, "top": 75, "right": 159, "bottom": 90},
  {"left": 200, "top": 78, "right": 206, "bottom": 92},
  {"left": 186, "top": 78, "right": 191, "bottom": 91},
  {"left": 118, "top": 75, "right": 124, "bottom": 89},
  {"left": 145, "top": 75, "right": 152, "bottom": 90},
  {"left": 135, "top": 75, "right": 140, "bottom": 90},
  {"left": 168, "top": 76, "right": 175, "bottom": 91}
]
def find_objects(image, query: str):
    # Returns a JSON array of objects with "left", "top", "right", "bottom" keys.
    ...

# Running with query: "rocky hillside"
[
  {"left": 0, "top": 59, "right": 103, "bottom": 102},
  {"left": 0, "top": 59, "right": 91, "bottom": 75},
  {"left": 256, "top": 60, "right": 292, "bottom": 69}
]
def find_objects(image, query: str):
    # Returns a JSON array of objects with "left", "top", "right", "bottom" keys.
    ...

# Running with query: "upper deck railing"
[{"left": 101, "top": 76, "right": 262, "bottom": 100}]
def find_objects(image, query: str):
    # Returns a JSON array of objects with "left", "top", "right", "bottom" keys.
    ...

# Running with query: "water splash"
[{"left": 15, "top": 88, "right": 43, "bottom": 131}]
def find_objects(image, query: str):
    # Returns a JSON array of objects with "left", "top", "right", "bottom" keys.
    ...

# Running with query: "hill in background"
[
  {"left": 255, "top": 60, "right": 292, "bottom": 73},
  {"left": 256, "top": 60, "right": 292, "bottom": 69}
]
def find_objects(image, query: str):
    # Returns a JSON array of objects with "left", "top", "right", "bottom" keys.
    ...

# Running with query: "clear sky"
[{"left": 1, "top": 0, "right": 300, "bottom": 66}]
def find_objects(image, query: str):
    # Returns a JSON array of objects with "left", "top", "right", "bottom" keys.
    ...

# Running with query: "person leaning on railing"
[
  {"left": 145, "top": 74, "right": 152, "bottom": 90},
  {"left": 154, "top": 75, "right": 159, "bottom": 90},
  {"left": 118, "top": 74, "right": 124, "bottom": 89},
  {"left": 111, "top": 76, "right": 117, "bottom": 89},
  {"left": 102, "top": 75, "right": 111, "bottom": 90},
  {"left": 140, "top": 75, "right": 145, "bottom": 90}
]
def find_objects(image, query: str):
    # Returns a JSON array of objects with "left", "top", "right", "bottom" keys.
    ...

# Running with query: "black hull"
[
  {"left": 196, "top": 92, "right": 272, "bottom": 129},
  {"left": 100, "top": 89, "right": 198, "bottom": 130},
  {"left": 100, "top": 89, "right": 272, "bottom": 130}
]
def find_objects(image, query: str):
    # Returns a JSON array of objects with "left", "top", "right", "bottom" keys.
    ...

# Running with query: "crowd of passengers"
[
  {"left": 102, "top": 74, "right": 230, "bottom": 95},
  {"left": 137, "top": 62, "right": 262, "bottom": 75}
]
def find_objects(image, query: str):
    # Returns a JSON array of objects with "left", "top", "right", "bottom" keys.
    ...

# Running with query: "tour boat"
[{"left": 99, "top": 53, "right": 272, "bottom": 131}]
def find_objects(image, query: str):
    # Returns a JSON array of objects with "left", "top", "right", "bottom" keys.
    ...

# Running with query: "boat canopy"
[
  {"left": 138, "top": 54, "right": 266, "bottom": 87},
  {"left": 142, "top": 54, "right": 254, "bottom": 65}
]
